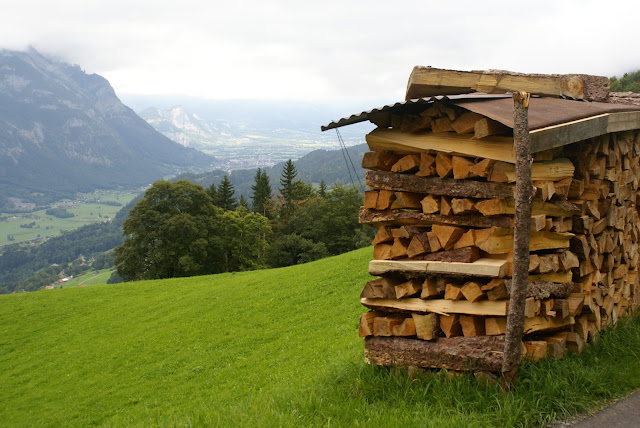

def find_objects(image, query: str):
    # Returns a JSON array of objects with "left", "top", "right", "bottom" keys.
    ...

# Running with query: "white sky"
[{"left": 0, "top": 0, "right": 638, "bottom": 101}]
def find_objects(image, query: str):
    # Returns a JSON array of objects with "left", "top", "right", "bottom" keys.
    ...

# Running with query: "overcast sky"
[{"left": 1, "top": 0, "right": 638, "bottom": 102}]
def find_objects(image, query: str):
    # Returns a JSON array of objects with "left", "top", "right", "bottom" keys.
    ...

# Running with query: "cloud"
[{"left": 0, "top": 0, "right": 638, "bottom": 100}]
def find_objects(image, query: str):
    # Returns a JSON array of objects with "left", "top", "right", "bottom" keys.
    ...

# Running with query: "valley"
[{"left": 0, "top": 189, "right": 140, "bottom": 246}]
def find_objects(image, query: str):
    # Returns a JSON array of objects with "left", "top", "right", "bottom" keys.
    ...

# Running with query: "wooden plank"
[
  {"left": 368, "top": 258, "right": 509, "bottom": 277},
  {"left": 364, "top": 336, "right": 507, "bottom": 372},
  {"left": 366, "top": 128, "right": 515, "bottom": 163},
  {"left": 361, "top": 297, "right": 509, "bottom": 316},
  {"left": 366, "top": 170, "right": 515, "bottom": 199},
  {"left": 405, "top": 66, "right": 610, "bottom": 101},
  {"left": 607, "top": 111, "right": 640, "bottom": 133},
  {"left": 359, "top": 208, "right": 512, "bottom": 228},
  {"left": 530, "top": 114, "right": 609, "bottom": 153}
]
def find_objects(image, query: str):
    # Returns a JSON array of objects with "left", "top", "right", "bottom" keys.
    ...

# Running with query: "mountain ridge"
[{"left": 0, "top": 48, "right": 213, "bottom": 210}]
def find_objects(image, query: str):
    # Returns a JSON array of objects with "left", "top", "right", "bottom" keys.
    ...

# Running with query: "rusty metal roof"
[{"left": 321, "top": 94, "right": 640, "bottom": 132}]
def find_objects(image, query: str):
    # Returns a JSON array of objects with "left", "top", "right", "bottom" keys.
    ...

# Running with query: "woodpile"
[{"left": 357, "top": 98, "right": 640, "bottom": 371}]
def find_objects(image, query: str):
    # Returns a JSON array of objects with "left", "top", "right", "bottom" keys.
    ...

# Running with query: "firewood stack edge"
[{"left": 343, "top": 69, "right": 640, "bottom": 372}]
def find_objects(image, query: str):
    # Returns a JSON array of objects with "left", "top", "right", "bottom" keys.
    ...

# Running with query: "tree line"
[{"left": 113, "top": 160, "right": 372, "bottom": 281}]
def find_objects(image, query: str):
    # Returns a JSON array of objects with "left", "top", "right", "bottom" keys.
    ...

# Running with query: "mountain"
[
  {"left": 0, "top": 48, "right": 213, "bottom": 210},
  {"left": 139, "top": 105, "right": 218, "bottom": 150},
  {"left": 131, "top": 97, "right": 375, "bottom": 171}
]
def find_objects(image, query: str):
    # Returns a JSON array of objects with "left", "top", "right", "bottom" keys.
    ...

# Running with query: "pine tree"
[
  {"left": 206, "top": 183, "right": 218, "bottom": 203},
  {"left": 217, "top": 175, "right": 237, "bottom": 211},
  {"left": 318, "top": 180, "right": 327, "bottom": 198},
  {"left": 279, "top": 159, "right": 297, "bottom": 207},
  {"left": 238, "top": 194, "right": 249, "bottom": 210},
  {"left": 251, "top": 168, "right": 272, "bottom": 216}
]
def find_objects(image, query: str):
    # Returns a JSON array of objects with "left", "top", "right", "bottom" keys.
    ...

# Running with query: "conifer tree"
[
  {"left": 279, "top": 159, "right": 297, "bottom": 207},
  {"left": 251, "top": 168, "right": 272, "bottom": 216},
  {"left": 238, "top": 194, "right": 249, "bottom": 210},
  {"left": 206, "top": 183, "right": 218, "bottom": 203},
  {"left": 318, "top": 180, "right": 327, "bottom": 198},
  {"left": 217, "top": 175, "right": 237, "bottom": 211}
]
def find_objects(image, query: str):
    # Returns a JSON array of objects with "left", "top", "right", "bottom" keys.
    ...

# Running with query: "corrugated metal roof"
[{"left": 321, "top": 94, "right": 640, "bottom": 132}]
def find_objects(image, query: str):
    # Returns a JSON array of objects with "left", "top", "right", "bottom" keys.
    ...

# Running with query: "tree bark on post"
[{"left": 501, "top": 91, "right": 534, "bottom": 385}]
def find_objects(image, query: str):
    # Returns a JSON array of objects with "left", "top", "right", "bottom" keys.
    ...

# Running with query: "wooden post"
[{"left": 501, "top": 91, "right": 534, "bottom": 384}]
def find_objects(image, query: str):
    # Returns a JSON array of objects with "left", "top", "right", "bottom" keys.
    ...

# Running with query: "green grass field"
[
  {"left": 2, "top": 247, "right": 640, "bottom": 427},
  {"left": 0, "top": 190, "right": 139, "bottom": 246},
  {"left": 59, "top": 268, "right": 115, "bottom": 288}
]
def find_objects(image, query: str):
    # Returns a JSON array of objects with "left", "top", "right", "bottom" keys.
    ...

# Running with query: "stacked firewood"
[{"left": 358, "top": 100, "right": 640, "bottom": 370}]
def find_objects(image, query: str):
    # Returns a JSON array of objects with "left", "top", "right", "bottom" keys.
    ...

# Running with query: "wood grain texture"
[{"left": 368, "top": 258, "right": 509, "bottom": 277}]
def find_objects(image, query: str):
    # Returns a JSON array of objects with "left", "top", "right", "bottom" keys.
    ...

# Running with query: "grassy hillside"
[{"left": 3, "top": 247, "right": 640, "bottom": 427}]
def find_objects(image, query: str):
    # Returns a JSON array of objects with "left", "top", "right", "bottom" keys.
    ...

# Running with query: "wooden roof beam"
[{"left": 406, "top": 66, "right": 610, "bottom": 102}]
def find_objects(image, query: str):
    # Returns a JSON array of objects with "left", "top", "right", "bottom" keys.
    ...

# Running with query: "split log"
[
  {"left": 392, "top": 318, "right": 417, "bottom": 336},
  {"left": 537, "top": 254, "right": 559, "bottom": 274},
  {"left": 451, "top": 111, "right": 484, "bottom": 134},
  {"left": 374, "top": 316, "right": 404, "bottom": 336},
  {"left": 366, "top": 170, "right": 515, "bottom": 199},
  {"left": 390, "top": 192, "right": 424, "bottom": 210},
  {"left": 475, "top": 117, "right": 510, "bottom": 139},
  {"left": 431, "top": 224, "right": 465, "bottom": 250},
  {"left": 484, "top": 279, "right": 510, "bottom": 300},
  {"left": 364, "top": 335, "right": 508, "bottom": 372},
  {"left": 412, "top": 313, "right": 439, "bottom": 340},
  {"left": 445, "top": 283, "right": 465, "bottom": 300},
  {"left": 524, "top": 341, "right": 548, "bottom": 362},
  {"left": 460, "top": 315, "right": 486, "bottom": 337},
  {"left": 414, "top": 247, "right": 480, "bottom": 263},
  {"left": 485, "top": 316, "right": 575, "bottom": 336},
  {"left": 364, "top": 191, "right": 379, "bottom": 209},
  {"left": 440, "top": 197, "right": 453, "bottom": 216},
  {"left": 416, "top": 153, "right": 436, "bottom": 176},
  {"left": 421, "top": 277, "right": 446, "bottom": 299},
  {"left": 451, "top": 198, "right": 477, "bottom": 215},
  {"left": 359, "top": 208, "right": 512, "bottom": 229},
  {"left": 440, "top": 314, "right": 463, "bottom": 338},
  {"left": 469, "top": 158, "right": 496, "bottom": 178},
  {"left": 421, "top": 194, "right": 440, "bottom": 214},
  {"left": 503, "top": 280, "right": 573, "bottom": 300},
  {"left": 432, "top": 117, "right": 454, "bottom": 133},
  {"left": 453, "top": 229, "right": 476, "bottom": 249},
  {"left": 372, "top": 226, "right": 393, "bottom": 245},
  {"left": 400, "top": 114, "right": 433, "bottom": 133},
  {"left": 359, "top": 311, "right": 380, "bottom": 337},
  {"left": 435, "top": 153, "right": 453, "bottom": 178},
  {"left": 389, "top": 238, "right": 410, "bottom": 259},
  {"left": 461, "top": 281, "right": 485, "bottom": 302},
  {"left": 395, "top": 279, "right": 422, "bottom": 299},
  {"left": 475, "top": 198, "right": 580, "bottom": 217},
  {"left": 362, "top": 151, "right": 402, "bottom": 171},
  {"left": 360, "top": 277, "right": 399, "bottom": 299},
  {"left": 475, "top": 228, "right": 573, "bottom": 254},
  {"left": 391, "top": 154, "right": 421, "bottom": 173},
  {"left": 373, "top": 243, "right": 393, "bottom": 260},
  {"left": 407, "top": 234, "right": 431, "bottom": 258},
  {"left": 376, "top": 190, "right": 396, "bottom": 210},
  {"left": 452, "top": 156, "right": 476, "bottom": 179}
]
